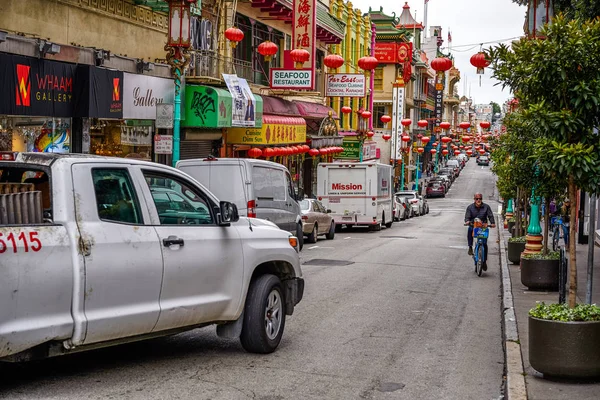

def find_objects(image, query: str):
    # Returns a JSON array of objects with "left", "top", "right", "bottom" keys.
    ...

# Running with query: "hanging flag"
[{"left": 448, "top": 31, "right": 452, "bottom": 43}]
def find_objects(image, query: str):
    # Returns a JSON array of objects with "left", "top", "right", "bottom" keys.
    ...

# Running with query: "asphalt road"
[{"left": 0, "top": 159, "right": 504, "bottom": 400}]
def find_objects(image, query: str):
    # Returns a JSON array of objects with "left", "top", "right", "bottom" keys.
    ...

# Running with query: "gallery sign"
[
  {"left": 292, "top": 0, "right": 317, "bottom": 90},
  {"left": 74, "top": 65, "right": 123, "bottom": 119},
  {"left": 270, "top": 69, "right": 313, "bottom": 90},
  {"left": 325, "top": 74, "right": 366, "bottom": 97},
  {"left": 123, "top": 73, "right": 174, "bottom": 120}
]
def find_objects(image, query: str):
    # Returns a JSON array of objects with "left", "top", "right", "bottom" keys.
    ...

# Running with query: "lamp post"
[
  {"left": 165, "top": 0, "right": 194, "bottom": 166},
  {"left": 400, "top": 119, "right": 411, "bottom": 190}
]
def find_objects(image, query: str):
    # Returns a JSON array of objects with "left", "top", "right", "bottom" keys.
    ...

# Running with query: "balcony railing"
[
  {"left": 414, "top": 92, "right": 427, "bottom": 102},
  {"left": 188, "top": 50, "right": 253, "bottom": 82}
]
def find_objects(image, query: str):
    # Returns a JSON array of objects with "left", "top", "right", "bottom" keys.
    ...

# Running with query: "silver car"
[
  {"left": 300, "top": 199, "right": 335, "bottom": 243},
  {"left": 395, "top": 191, "right": 424, "bottom": 216}
]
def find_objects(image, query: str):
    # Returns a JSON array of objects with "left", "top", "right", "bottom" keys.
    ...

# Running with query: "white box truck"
[{"left": 316, "top": 161, "right": 393, "bottom": 231}]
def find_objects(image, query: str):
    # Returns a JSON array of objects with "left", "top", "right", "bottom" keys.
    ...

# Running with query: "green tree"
[
  {"left": 489, "top": 102, "right": 501, "bottom": 115},
  {"left": 512, "top": 0, "right": 600, "bottom": 19},
  {"left": 488, "top": 14, "right": 600, "bottom": 307}
]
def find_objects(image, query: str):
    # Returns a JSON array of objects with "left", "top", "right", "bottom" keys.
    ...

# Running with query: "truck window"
[
  {"left": 0, "top": 166, "right": 51, "bottom": 225},
  {"left": 144, "top": 172, "right": 214, "bottom": 225},
  {"left": 92, "top": 169, "right": 143, "bottom": 225}
]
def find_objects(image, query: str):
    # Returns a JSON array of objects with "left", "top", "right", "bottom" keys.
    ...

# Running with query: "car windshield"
[{"left": 299, "top": 199, "right": 311, "bottom": 210}]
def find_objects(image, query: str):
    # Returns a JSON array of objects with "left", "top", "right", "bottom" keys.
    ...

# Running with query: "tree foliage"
[{"left": 512, "top": 0, "right": 600, "bottom": 19}]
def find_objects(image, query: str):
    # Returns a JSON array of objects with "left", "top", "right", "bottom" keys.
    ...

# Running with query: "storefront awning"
[
  {"left": 227, "top": 114, "right": 306, "bottom": 145},
  {"left": 295, "top": 101, "right": 338, "bottom": 120},
  {"left": 262, "top": 96, "right": 299, "bottom": 116}
]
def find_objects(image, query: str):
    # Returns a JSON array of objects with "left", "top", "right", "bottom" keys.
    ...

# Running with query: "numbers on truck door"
[{"left": 0, "top": 231, "right": 43, "bottom": 254}]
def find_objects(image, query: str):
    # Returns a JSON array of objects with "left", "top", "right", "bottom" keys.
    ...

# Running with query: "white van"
[{"left": 176, "top": 157, "right": 304, "bottom": 248}]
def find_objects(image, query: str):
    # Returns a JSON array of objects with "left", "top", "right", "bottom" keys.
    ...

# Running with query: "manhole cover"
[
  {"left": 379, "top": 236, "right": 417, "bottom": 239},
  {"left": 303, "top": 259, "right": 355, "bottom": 266}
]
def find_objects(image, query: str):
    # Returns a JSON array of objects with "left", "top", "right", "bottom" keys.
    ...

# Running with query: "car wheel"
[
  {"left": 334, "top": 224, "right": 342, "bottom": 233},
  {"left": 307, "top": 224, "right": 318, "bottom": 243},
  {"left": 296, "top": 222, "right": 304, "bottom": 251},
  {"left": 325, "top": 221, "right": 335, "bottom": 240},
  {"left": 240, "top": 274, "right": 285, "bottom": 354},
  {"left": 384, "top": 212, "right": 393, "bottom": 228}
]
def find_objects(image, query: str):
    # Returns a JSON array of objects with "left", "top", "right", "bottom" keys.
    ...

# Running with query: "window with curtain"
[{"left": 374, "top": 67, "right": 384, "bottom": 91}]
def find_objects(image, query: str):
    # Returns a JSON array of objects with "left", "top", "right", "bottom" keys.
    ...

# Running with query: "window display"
[
  {"left": 90, "top": 119, "right": 153, "bottom": 160},
  {"left": 0, "top": 117, "right": 71, "bottom": 153}
]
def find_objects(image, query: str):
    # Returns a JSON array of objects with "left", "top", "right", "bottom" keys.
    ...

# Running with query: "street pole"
[{"left": 586, "top": 194, "right": 596, "bottom": 304}]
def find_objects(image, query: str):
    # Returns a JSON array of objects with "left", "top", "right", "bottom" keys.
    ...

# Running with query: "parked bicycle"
[{"left": 551, "top": 215, "right": 569, "bottom": 251}]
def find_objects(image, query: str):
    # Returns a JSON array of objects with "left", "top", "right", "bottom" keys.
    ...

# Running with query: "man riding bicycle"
[{"left": 464, "top": 193, "right": 496, "bottom": 270}]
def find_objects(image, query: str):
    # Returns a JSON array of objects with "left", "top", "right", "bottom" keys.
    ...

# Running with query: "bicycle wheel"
[
  {"left": 476, "top": 244, "right": 484, "bottom": 276},
  {"left": 552, "top": 226, "right": 560, "bottom": 251}
]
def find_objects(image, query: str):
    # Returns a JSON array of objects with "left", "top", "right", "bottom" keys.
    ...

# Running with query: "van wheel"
[
  {"left": 240, "top": 274, "right": 285, "bottom": 354},
  {"left": 384, "top": 212, "right": 393, "bottom": 228},
  {"left": 296, "top": 223, "right": 304, "bottom": 250},
  {"left": 325, "top": 221, "right": 335, "bottom": 240},
  {"left": 307, "top": 224, "right": 318, "bottom": 243}
]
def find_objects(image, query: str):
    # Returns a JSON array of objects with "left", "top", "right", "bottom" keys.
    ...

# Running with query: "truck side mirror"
[{"left": 217, "top": 201, "right": 239, "bottom": 226}]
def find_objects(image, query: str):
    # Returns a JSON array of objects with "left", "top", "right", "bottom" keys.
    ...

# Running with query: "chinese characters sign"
[
  {"left": 374, "top": 43, "right": 397, "bottom": 63},
  {"left": 292, "top": 0, "right": 316, "bottom": 90}
]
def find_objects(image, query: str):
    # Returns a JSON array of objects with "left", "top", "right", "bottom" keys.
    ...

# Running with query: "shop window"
[
  {"left": 373, "top": 105, "right": 386, "bottom": 129},
  {"left": 374, "top": 67, "right": 384, "bottom": 91},
  {"left": 92, "top": 169, "right": 143, "bottom": 225},
  {"left": 1, "top": 118, "right": 71, "bottom": 153},
  {"left": 90, "top": 119, "right": 152, "bottom": 160},
  {"left": 144, "top": 172, "right": 213, "bottom": 225}
]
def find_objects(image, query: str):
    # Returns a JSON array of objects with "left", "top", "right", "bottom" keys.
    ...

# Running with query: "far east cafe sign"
[{"left": 270, "top": 0, "right": 316, "bottom": 90}]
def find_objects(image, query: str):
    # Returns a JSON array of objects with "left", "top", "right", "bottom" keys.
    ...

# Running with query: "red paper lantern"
[
  {"left": 319, "top": 148, "right": 328, "bottom": 155},
  {"left": 430, "top": 149, "right": 437, "bottom": 154},
  {"left": 470, "top": 52, "right": 490, "bottom": 74},
  {"left": 420, "top": 136, "right": 431, "bottom": 144},
  {"left": 401, "top": 135, "right": 411, "bottom": 142},
  {"left": 442, "top": 149, "right": 449, "bottom": 156},
  {"left": 417, "top": 120, "right": 428, "bottom": 128},
  {"left": 308, "top": 148, "right": 319, "bottom": 157},
  {"left": 466, "top": 149, "right": 473, "bottom": 156},
  {"left": 459, "top": 122, "right": 471, "bottom": 130},
  {"left": 431, "top": 57, "right": 453, "bottom": 72},
  {"left": 441, "top": 136, "right": 452, "bottom": 144},
  {"left": 248, "top": 147, "right": 262, "bottom": 158},
  {"left": 454, "top": 150, "right": 461, "bottom": 156},
  {"left": 417, "top": 147, "right": 424, "bottom": 154},
  {"left": 440, "top": 122, "right": 451, "bottom": 130},
  {"left": 361, "top": 110, "right": 372, "bottom": 119},
  {"left": 366, "top": 131, "right": 375, "bottom": 138},
  {"left": 224, "top": 27, "right": 244, "bottom": 48},
  {"left": 461, "top": 136, "right": 471, "bottom": 143},
  {"left": 380, "top": 115, "right": 391, "bottom": 124},
  {"left": 401, "top": 119, "right": 412, "bottom": 127},
  {"left": 290, "top": 48, "right": 310, "bottom": 69},
  {"left": 341, "top": 106, "right": 352, "bottom": 114},
  {"left": 263, "top": 147, "right": 275, "bottom": 158},
  {"left": 357, "top": 56, "right": 379, "bottom": 74},
  {"left": 382, "top": 134, "right": 392, "bottom": 141},
  {"left": 480, "top": 121, "right": 491, "bottom": 129},
  {"left": 257, "top": 40, "right": 278, "bottom": 62},
  {"left": 323, "top": 54, "right": 344, "bottom": 71}
]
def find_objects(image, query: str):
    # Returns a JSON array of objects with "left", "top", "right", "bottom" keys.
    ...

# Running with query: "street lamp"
[
  {"left": 165, "top": 0, "right": 195, "bottom": 166},
  {"left": 527, "top": 0, "right": 554, "bottom": 39}
]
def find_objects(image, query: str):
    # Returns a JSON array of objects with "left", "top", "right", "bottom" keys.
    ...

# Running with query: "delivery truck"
[{"left": 316, "top": 161, "right": 393, "bottom": 231}]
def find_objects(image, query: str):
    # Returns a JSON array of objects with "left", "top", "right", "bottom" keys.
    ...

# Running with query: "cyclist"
[{"left": 464, "top": 193, "right": 496, "bottom": 270}]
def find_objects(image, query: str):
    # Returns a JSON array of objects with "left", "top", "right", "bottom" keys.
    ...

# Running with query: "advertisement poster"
[
  {"left": 222, "top": 74, "right": 256, "bottom": 127},
  {"left": 325, "top": 74, "right": 366, "bottom": 97}
]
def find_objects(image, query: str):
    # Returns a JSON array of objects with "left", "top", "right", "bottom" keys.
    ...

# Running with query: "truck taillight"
[
  {"left": 302, "top": 215, "right": 308, "bottom": 220},
  {"left": 0, "top": 152, "right": 16, "bottom": 161},
  {"left": 372, "top": 197, "right": 376, "bottom": 201},
  {"left": 318, "top": 197, "right": 322, "bottom": 201},
  {"left": 247, "top": 200, "right": 256, "bottom": 218}
]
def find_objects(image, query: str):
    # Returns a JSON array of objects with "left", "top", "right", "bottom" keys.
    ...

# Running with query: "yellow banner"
[{"left": 227, "top": 123, "right": 307, "bottom": 145}]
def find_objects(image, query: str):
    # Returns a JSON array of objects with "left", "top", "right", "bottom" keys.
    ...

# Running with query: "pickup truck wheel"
[
  {"left": 240, "top": 274, "right": 286, "bottom": 354},
  {"left": 325, "top": 221, "right": 335, "bottom": 240},
  {"left": 296, "top": 223, "right": 304, "bottom": 250},
  {"left": 307, "top": 224, "right": 318, "bottom": 243}
]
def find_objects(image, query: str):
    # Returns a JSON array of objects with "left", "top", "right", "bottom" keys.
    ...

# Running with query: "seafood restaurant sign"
[
  {"left": 123, "top": 73, "right": 174, "bottom": 120},
  {"left": 325, "top": 74, "right": 366, "bottom": 97}
]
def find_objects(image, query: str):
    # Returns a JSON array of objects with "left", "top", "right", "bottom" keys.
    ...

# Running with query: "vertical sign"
[
  {"left": 434, "top": 74, "right": 444, "bottom": 130},
  {"left": 293, "top": 0, "right": 316, "bottom": 90},
  {"left": 391, "top": 85, "right": 405, "bottom": 160}
]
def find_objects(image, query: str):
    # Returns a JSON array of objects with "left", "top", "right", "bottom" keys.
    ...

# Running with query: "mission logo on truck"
[{"left": 330, "top": 182, "right": 366, "bottom": 195}]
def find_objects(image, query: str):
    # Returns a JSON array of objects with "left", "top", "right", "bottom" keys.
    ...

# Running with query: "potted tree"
[
  {"left": 489, "top": 12, "right": 600, "bottom": 378},
  {"left": 507, "top": 235, "right": 526, "bottom": 264}
]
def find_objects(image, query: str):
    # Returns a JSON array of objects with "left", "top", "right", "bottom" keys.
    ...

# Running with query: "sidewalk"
[{"left": 499, "top": 224, "right": 600, "bottom": 399}]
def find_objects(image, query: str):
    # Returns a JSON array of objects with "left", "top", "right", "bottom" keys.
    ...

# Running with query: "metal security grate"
[{"left": 0, "top": 191, "right": 43, "bottom": 225}]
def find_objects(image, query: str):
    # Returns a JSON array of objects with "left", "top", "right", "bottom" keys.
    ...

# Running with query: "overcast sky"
[{"left": 350, "top": 0, "right": 527, "bottom": 106}]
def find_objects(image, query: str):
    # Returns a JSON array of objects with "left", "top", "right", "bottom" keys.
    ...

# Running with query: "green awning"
[{"left": 316, "top": 7, "right": 346, "bottom": 39}]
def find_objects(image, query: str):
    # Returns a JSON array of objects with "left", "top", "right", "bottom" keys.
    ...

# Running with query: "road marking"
[{"left": 307, "top": 246, "right": 335, "bottom": 249}]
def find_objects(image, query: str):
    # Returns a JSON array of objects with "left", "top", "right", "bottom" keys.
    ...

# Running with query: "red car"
[{"left": 426, "top": 181, "right": 446, "bottom": 198}]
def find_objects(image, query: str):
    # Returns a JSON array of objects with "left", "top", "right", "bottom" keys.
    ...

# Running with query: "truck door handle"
[{"left": 163, "top": 236, "right": 184, "bottom": 247}]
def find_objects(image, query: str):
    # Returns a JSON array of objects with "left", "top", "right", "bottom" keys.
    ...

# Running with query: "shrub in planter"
[
  {"left": 529, "top": 302, "right": 600, "bottom": 378},
  {"left": 507, "top": 217, "right": 516, "bottom": 234},
  {"left": 521, "top": 251, "right": 560, "bottom": 290},
  {"left": 507, "top": 236, "right": 526, "bottom": 264}
]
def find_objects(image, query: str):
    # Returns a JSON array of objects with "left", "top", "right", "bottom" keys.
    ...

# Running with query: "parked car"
[
  {"left": 176, "top": 158, "right": 304, "bottom": 249},
  {"left": 395, "top": 191, "right": 423, "bottom": 216},
  {"left": 477, "top": 155, "right": 490, "bottom": 166},
  {"left": 419, "top": 195, "right": 430, "bottom": 214},
  {"left": 439, "top": 167, "right": 456, "bottom": 182},
  {"left": 426, "top": 180, "right": 446, "bottom": 198},
  {"left": 436, "top": 174, "right": 453, "bottom": 190},
  {"left": 300, "top": 199, "right": 335, "bottom": 243},
  {"left": 394, "top": 195, "right": 411, "bottom": 220},
  {"left": 446, "top": 159, "right": 461, "bottom": 177}
]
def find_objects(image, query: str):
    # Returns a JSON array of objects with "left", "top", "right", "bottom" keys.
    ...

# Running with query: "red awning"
[
  {"left": 295, "top": 101, "right": 338, "bottom": 120},
  {"left": 263, "top": 115, "right": 305, "bottom": 126}
]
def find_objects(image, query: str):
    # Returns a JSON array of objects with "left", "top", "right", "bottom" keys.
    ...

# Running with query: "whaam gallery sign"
[
  {"left": 325, "top": 74, "right": 366, "bottom": 97},
  {"left": 270, "top": 69, "right": 313, "bottom": 90}
]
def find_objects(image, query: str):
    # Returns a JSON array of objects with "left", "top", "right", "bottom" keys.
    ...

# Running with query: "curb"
[{"left": 498, "top": 221, "right": 528, "bottom": 399}]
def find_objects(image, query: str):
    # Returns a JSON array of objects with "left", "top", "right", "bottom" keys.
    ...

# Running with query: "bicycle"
[
  {"left": 551, "top": 215, "right": 569, "bottom": 251},
  {"left": 466, "top": 220, "right": 489, "bottom": 277}
]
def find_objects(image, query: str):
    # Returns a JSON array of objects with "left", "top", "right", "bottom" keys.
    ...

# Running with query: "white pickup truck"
[{"left": 0, "top": 153, "right": 304, "bottom": 362}]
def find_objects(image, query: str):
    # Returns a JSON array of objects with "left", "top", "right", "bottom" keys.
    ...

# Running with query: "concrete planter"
[
  {"left": 507, "top": 241, "right": 526, "bottom": 264},
  {"left": 529, "top": 316, "right": 600, "bottom": 378},
  {"left": 520, "top": 258, "right": 559, "bottom": 290}
]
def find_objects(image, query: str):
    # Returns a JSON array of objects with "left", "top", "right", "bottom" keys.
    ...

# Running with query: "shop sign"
[
  {"left": 74, "top": 65, "right": 123, "bottom": 119},
  {"left": 154, "top": 134, "right": 173, "bottom": 154},
  {"left": 156, "top": 103, "right": 174, "bottom": 129},
  {"left": 270, "top": 69, "right": 313, "bottom": 90},
  {"left": 374, "top": 43, "right": 397, "bottom": 63},
  {"left": 228, "top": 123, "right": 307, "bottom": 145},
  {"left": 0, "top": 53, "right": 76, "bottom": 117},
  {"left": 123, "top": 73, "right": 174, "bottom": 120},
  {"left": 182, "top": 85, "right": 232, "bottom": 128},
  {"left": 362, "top": 142, "right": 377, "bottom": 161},
  {"left": 391, "top": 85, "right": 405, "bottom": 160},
  {"left": 325, "top": 74, "right": 366, "bottom": 97},
  {"left": 222, "top": 74, "right": 257, "bottom": 127},
  {"left": 434, "top": 85, "right": 443, "bottom": 128},
  {"left": 120, "top": 125, "right": 152, "bottom": 146},
  {"left": 292, "top": 0, "right": 316, "bottom": 89},
  {"left": 397, "top": 42, "right": 412, "bottom": 64},
  {"left": 339, "top": 140, "right": 361, "bottom": 159}
]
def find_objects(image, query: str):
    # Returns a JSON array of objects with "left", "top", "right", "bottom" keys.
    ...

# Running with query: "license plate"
[{"left": 342, "top": 217, "right": 352, "bottom": 221}]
